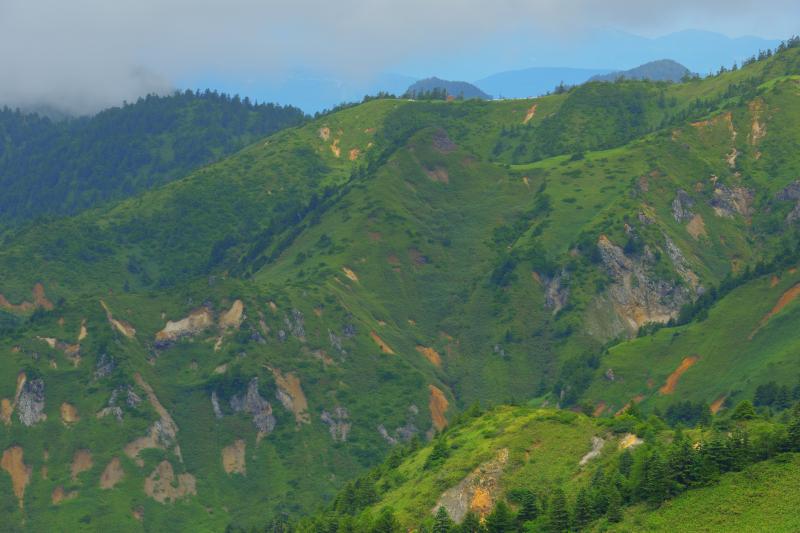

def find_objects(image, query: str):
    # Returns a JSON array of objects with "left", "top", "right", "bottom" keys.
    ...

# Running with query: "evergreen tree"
[
  {"left": 573, "top": 488, "right": 594, "bottom": 529},
  {"left": 516, "top": 490, "right": 539, "bottom": 523},
  {"left": 731, "top": 400, "right": 757, "bottom": 420},
  {"left": 547, "top": 489, "right": 570, "bottom": 532},
  {"left": 485, "top": 501, "right": 515, "bottom": 533},
  {"left": 459, "top": 511, "right": 484, "bottom": 533},
  {"left": 433, "top": 506, "right": 454, "bottom": 533},
  {"left": 606, "top": 485, "right": 623, "bottom": 523},
  {"left": 618, "top": 450, "right": 633, "bottom": 478},
  {"left": 371, "top": 508, "right": 401, "bottom": 533}
]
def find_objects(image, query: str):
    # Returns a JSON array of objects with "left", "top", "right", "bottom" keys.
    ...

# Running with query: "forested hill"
[{"left": 0, "top": 91, "right": 305, "bottom": 226}]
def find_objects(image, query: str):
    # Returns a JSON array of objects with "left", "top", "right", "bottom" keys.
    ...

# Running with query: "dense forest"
[{"left": 0, "top": 91, "right": 305, "bottom": 225}]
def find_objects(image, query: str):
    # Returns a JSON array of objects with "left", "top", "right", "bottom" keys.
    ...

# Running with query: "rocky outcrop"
[
  {"left": 432, "top": 448, "right": 509, "bottom": 522},
  {"left": 321, "top": 407, "right": 351, "bottom": 442},
  {"left": 710, "top": 184, "right": 753, "bottom": 218},
  {"left": 155, "top": 307, "right": 213, "bottom": 347},
  {"left": 776, "top": 180, "right": 800, "bottom": 224},
  {"left": 283, "top": 309, "right": 306, "bottom": 341},
  {"left": 378, "top": 405, "right": 420, "bottom": 445},
  {"left": 97, "top": 385, "right": 141, "bottom": 421},
  {"left": 664, "top": 236, "right": 702, "bottom": 293},
  {"left": 671, "top": 189, "right": 695, "bottom": 222},
  {"left": 579, "top": 436, "right": 605, "bottom": 466},
  {"left": 94, "top": 353, "right": 116, "bottom": 379},
  {"left": 229, "top": 378, "right": 276, "bottom": 439},
  {"left": 17, "top": 378, "right": 46, "bottom": 426},
  {"left": 595, "top": 235, "right": 691, "bottom": 336},
  {"left": 541, "top": 270, "right": 569, "bottom": 314},
  {"left": 124, "top": 374, "right": 181, "bottom": 465}
]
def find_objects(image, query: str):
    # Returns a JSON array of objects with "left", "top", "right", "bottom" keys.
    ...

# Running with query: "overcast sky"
[{"left": 1, "top": 0, "right": 797, "bottom": 114}]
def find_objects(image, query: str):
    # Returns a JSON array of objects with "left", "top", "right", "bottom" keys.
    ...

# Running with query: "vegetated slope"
[
  {"left": 0, "top": 42, "right": 798, "bottom": 529},
  {"left": 589, "top": 59, "right": 691, "bottom": 83},
  {"left": 0, "top": 91, "right": 305, "bottom": 226},
  {"left": 292, "top": 404, "right": 800, "bottom": 532},
  {"left": 603, "top": 455, "right": 800, "bottom": 532},
  {"left": 405, "top": 77, "right": 492, "bottom": 99}
]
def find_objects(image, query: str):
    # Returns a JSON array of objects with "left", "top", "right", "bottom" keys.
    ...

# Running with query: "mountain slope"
[
  {"left": 405, "top": 77, "right": 491, "bottom": 99},
  {"left": 0, "top": 41, "right": 798, "bottom": 530},
  {"left": 476, "top": 67, "right": 612, "bottom": 99},
  {"left": 0, "top": 91, "right": 305, "bottom": 226},
  {"left": 589, "top": 59, "right": 691, "bottom": 83}
]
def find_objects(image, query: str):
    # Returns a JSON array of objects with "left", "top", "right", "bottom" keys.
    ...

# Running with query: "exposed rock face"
[
  {"left": 17, "top": 378, "right": 46, "bottom": 426},
  {"left": 284, "top": 309, "right": 306, "bottom": 341},
  {"left": 432, "top": 448, "right": 509, "bottom": 522},
  {"left": 595, "top": 235, "right": 691, "bottom": 336},
  {"left": 671, "top": 189, "right": 695, "bottom": 222},
  {"left": 542, "top": 270, "right": 569, "bottom": 314},
  {"left": 97, "top": 385, "right": 141, "bottom": 421},
  {"left": 218, "top": 300, "right": 244, "bottom": 330},
  {"left": 229, "top": 378, "right": 276, "bottom": 438},
  {"left": 94, "top": 353, "right": 116, "bottom": 379},
  {"left": 710, "top": 184, "right": 753, "bottom": 218},
  {"left": 1, "top": 446, "right": 31, "bottom": 509},
  {"left": 124, "top": 374, "right": 182, "bottom": 465},
  {"left": 155, "top": 307, "right": 213, "bottom": 347},
  {"left": 579, "top": 436, "right": 605, "bottom": 466},
  {"left": 776, "top": 180, "right": 800, "bottom": 224},
  {"left": 664, "top": 236, "right": 702, "bottom": 293},
  {"left": 211, "top": 391, "right": 224, "bottom": 419},
  {"left": 378, "top": 405, "right": 420, "bottom": 445},
  {"left": 321, "top": 407, "right": 351, "bottom": 442}
]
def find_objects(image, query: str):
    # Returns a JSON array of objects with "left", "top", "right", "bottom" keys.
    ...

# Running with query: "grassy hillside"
[{"left": 0, "top": 40, "right": 798, "bottom": 530}]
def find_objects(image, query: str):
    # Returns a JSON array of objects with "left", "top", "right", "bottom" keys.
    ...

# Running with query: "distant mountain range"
[
  {"left": 475, "top": 67, "right": 612, "bottom": 99},
  {"left": 589, "top": 59, "right": 691, "bottom": 83},
  {"left": 404, "top": 77, "right": 491, "bottom": 99}
]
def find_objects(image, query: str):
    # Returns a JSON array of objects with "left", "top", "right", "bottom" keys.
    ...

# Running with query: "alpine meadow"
[{"left": 2, "top": 4, "right": 800, "bottom": 532}]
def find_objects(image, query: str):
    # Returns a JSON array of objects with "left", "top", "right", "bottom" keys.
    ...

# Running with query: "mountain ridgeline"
[
  {"left": 0, "top": 91, "right": 305, "bottom": 226},
  {"left": 589, "top": 59, "right": 692, "bottom": 83},
  {"left": 404, "top": 77, "right": 492, "bottom": 100},
  {"left": 0, "top": 36, "right": 799, "bottom": 532}
]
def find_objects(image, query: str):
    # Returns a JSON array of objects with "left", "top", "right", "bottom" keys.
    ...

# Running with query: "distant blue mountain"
[
  {"left": 589, "top": 59, "right": 691, "bottom": 83},
  {"left": 475, "top": 67, "right": 612, "bottom": 99}
]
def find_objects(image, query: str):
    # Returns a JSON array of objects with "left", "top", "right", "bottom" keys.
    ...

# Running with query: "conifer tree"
[
  {"left": 548, "top": 489, "right": 570, "bottom": 532},
  {"left": 573, "top": 487, "right": 594, "bottom": 529},
  {"left": 433, "top": 506, "right": 454, "bottom": 533},
  {"left": 485, "top": 501, "right": 515, "bottom": 533}
]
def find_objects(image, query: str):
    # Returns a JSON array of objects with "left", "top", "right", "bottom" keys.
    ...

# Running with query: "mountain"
[
  {"left": 404, "top": 77, "right": 491, "bottom": 99},
  {"left": 0, "top": 37, "right": 799, "bottom": 531},
  {"left": 0, "top": 91, "right": 305, "bottom": 226},
  {"left": 476, "top": 67, "right": 612, "bottom": 99},
  {"left": 589, "top": 59, "right": 691, "bottom": 83}
]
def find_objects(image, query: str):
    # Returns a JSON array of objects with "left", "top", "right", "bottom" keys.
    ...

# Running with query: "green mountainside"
[
  {"left": 0, "top": 91, "right": 305, "bottom": 226},
  {"left": 0, "top": 39, "right": 799, "bottom": 532}
]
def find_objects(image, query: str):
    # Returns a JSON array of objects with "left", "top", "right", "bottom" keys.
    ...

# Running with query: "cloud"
[{"left": 1, "top": 0, "right": 796, "bottom": 114}]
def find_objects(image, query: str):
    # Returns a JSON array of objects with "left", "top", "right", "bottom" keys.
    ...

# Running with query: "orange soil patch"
[
  {"left": 659, "top": 356, "right": 699, "bottom": 395},
  {"left": 341, "top": 266, "right": 359, "bottom": 282},
  {"left": 425, "top": 166, "right": 449, "bottom": 183},
  {"left": 330, "top": 139, "right": 341, "bottom": 158},
  {"left": 749, "top": 98, "right": 766, "bottom": 145},
  {"left": 428, "top": 385, "right": 449, "bottom": 431},
  {"left": 71, "top": 449, "right": 93, "bottom": 481},
  {"left": 619, "top": 433, "right": 644, "bottom": 449},
  {"left": 522, "top": 104, "right": 538, "bottom": 124},
  {"left": 686, "top": 214, "right": 707, "bottom": 239},
  {"left": 269, "top": 368, "right": 310, "bottom": 425},
  {"left": 51, "top": 486, "right": 78, "bottom": 504},
  {"left": 348, "top": 148, "right": 360, "bottom": 161},
  {"left": 61, "top": 402, "right": 80, "bottom": 424},
  {"left": 1, "top": 446, "right": 31, "bottom": 508},
  {"left": 710, "top": 395, "right": 727, "bottom": 414},
  {"left": 0, "top": 399, "right": 12, "bottom": 424},
  {"left": 370, "top": 331, "right": 395, "bottom": 354},
  {"left": 144, "top": 461, "right": 196, "bottom": 503},
  {"left": 592, "top": 402, "right": 607, "bottom": 417},
  {"left": 100, "top": 300, "right": 136, "bottom": 338},
  {"left": 750, "top": 283, "right": 800, "bottom": 339},
  {"left": 470, "top": 487, "right": 492, "bottom": 515},
  {"left": 771, "top": 275, "right": 780, "bottom": 288},
  {"left": 416, "top": 345, "right": 442, "bottom": 367},
  {"left": 99, "top": 457, "right": 125, "bottom": 489},
  {"left": 222, "top": 440, "right": 246, "bottom": 475},
  {"left": 33, "top": 283, "right": 53, "bottom": 310}
]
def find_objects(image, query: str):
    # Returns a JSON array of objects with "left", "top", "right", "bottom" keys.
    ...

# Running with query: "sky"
[{"left": 1, "top": 0, "right": 797, "bottom": 114}]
